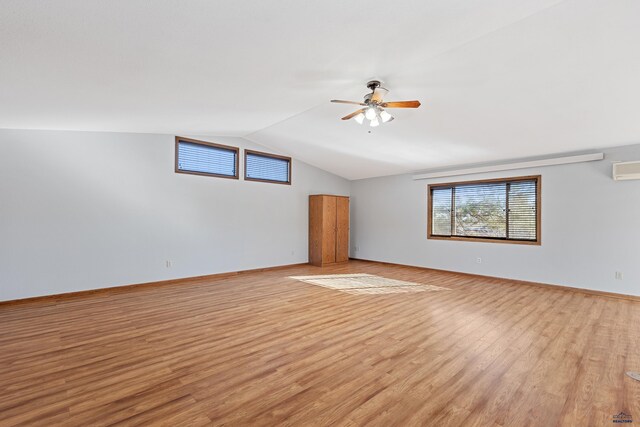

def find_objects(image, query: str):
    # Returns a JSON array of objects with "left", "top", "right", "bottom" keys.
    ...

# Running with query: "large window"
[
  {"left": 244, "top": 149, "right": 291, "bottom": 184},
  {"left": 428, "top": 175, "right": 540, "bottom": 245},
  {"left": 175, "top": 137, "right": 239, "bottom": 179}
]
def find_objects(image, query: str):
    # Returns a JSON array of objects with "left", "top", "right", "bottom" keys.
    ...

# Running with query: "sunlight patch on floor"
[{"left": 289, "top": 273, "right": 450, "bottom": 295}]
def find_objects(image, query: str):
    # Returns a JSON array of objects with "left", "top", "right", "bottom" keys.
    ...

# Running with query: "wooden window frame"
[
  {"left": 427, "top": 175, "right": 541, "bottom": 246},
  {"left": 174, "top": 136, "right": 240, "bottom": 180},
  {"left": 244, "top": 149, "right": 292, "bottom": 185}
]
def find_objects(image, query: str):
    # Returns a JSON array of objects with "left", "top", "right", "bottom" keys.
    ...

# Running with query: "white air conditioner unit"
[{"left": 613, "top": 161, "right": 640, "bottom": 181}]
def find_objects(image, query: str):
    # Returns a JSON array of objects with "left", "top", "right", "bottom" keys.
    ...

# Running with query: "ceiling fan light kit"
[
  {"left": 380, "top": 110, "right": 393, "bottom": 123},
  {"left": 365, "top": 106, "right": 377, "bottom": 120},
  {"left": 331, "top": 80, "right": 421, "bottom": 127}
]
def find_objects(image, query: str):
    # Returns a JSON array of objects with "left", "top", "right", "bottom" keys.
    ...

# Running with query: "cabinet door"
[
  {"left": 335, "top": 197, "right": 350, "bottom": 263},
  {"left": 321, "top": 196, "right": 337, "bottom": 265},
  {"left": 309, "top": 196, "right": 324, "bottom": 266}
]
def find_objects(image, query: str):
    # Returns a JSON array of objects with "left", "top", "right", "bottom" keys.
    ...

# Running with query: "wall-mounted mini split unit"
[{"left": 613, "top": 161, "right": 640, "bottom": 181}]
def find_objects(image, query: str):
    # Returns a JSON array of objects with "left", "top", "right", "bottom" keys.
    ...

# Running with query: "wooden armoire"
[{"left": 309, "top": 195, "right": 350, "bottom": 266}]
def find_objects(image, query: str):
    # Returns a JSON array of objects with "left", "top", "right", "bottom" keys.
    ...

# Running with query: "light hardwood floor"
[{"left": 1, "top": 260, "right": 639, "bottom": 426}]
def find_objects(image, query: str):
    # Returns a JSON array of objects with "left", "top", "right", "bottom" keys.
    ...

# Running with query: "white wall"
[
  {"left": 351, "top": 144, "right": 640, "bottom": 296},
  {"left": 3, "top": 129, "right": 639, "bottom": 301},
  {"left": 0, "top": 129, "right": 349, "bottom": 301}
]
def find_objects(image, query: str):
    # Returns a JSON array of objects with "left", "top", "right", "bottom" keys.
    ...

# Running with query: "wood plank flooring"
[{"left": 1, "top": 260, "right": 639, "bottom": 426}]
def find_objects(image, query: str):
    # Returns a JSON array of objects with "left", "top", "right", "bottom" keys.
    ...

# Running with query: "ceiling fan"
[{"left": 331, "top": 80, "right": 421, "bottom": 127}]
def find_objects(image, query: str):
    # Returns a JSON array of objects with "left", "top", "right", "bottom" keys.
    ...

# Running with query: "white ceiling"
[{"left": 2, "top": 0, "right": 640, "bottom": 179}]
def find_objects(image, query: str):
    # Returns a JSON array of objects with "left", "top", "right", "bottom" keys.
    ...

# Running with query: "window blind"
[
  {"left": 430, "top": 176, "right": 539, "bottom": 243},
  {"left": 431, "top": 187, "right": 452, "bottom": 236},
  {"left": 245, "top": 151, "right": 290, "bottom": 183},
  {"left": 507, "top": 180, "right": 537, "bottom": 240},
  {"left": 177, "top": 140, "right": 237, "bottom": 177}
]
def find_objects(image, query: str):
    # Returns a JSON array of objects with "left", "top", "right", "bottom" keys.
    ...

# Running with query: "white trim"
[
  {"left": 412, "top": 153, "right": 604, "bottom": 180},
  {"left": 612, "top": 161, "right": 640, "bottom": 181}
]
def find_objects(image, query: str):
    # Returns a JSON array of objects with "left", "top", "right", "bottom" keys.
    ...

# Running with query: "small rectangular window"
[
  {"left": 244, "top": 150, "right": 291, "bottom": 184},
  {"left": 175, "top": 137, "right": 239, "bottom": 179},
  {"left": 428, "top": 175, "right": 540, "bottom": 245}
]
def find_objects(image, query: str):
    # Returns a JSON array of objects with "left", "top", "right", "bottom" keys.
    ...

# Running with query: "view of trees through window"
[
  {"left": 454, "top": 183, "right": 507, "bottom": 237},
  {"left": 430, "top": 177, "right": 538, "bottom": 242}
]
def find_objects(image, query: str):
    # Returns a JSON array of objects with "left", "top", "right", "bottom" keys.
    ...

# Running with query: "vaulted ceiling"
[{"left": 2, "top": 0, "right": 640, "bottom": 179}]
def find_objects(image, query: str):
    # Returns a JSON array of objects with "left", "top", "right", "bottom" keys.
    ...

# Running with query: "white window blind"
[
  {"left": 176, "top": 139, "right": 237, "bottom": 178},
  {"left": 431, "top": 187, "right": 453, "bottom": 236},
  {"left": 245, "top": 151, "right": 291, "bottom": 184},
  {"left": 506, "top": 180, "right": 537, "bottom": 240},
  {"left": 430, "top": 177, "right": 539, "bottom": 242}
]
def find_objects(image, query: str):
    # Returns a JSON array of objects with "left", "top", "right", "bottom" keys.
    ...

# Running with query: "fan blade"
[
  {"left": 331, "top": 100, "right": 366, "bottom": 106},
  {"left": 341, "top": 108, "right": 365, "bottom": 120},
  {"left": 380, "top": 101, "right": 421, "bottom": 108},
  {"left": 370, "top": 87, "right": 388, "bottom": 103}
]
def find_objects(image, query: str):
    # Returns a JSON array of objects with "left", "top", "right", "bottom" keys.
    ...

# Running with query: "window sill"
[{"left": 427, "top": 235, "right": 541, "bottom": 246}]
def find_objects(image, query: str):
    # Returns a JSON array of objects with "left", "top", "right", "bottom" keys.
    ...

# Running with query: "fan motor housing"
[{"left": 366, "top": 80, "right": 382, "bottom": 91}]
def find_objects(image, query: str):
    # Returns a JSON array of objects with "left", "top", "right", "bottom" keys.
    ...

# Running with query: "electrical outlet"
[
  {"left": 615, "top": 271, "right": 623, "bottom": 280},
  {"left": 476, "top": 257, "right": 482, "bottom": 264},
  {"left": 166, "top": 260, "right": 172, "bottom": 268}
]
